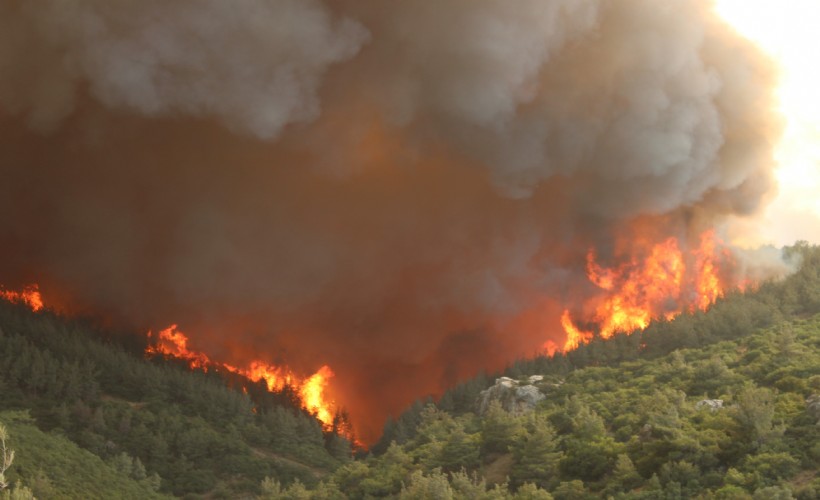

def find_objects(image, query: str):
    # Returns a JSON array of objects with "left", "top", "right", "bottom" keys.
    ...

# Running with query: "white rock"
[
  {"left": 695, "top": 399, "right": 723, "bottom": 412},
  {"left": 476, "top": 375, "right": 546, "bottom": 415}
]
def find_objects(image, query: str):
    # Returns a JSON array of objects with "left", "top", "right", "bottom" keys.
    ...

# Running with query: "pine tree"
[
  {"left": 481, "top": 400, "right": 520, "bottom": 456},
  {"left": 510, "top": 418, "right": 561, "bottom": 490},
  {"left": 438, "top": 424, "right": 479, "bottom": 472},
  {"left": 610, "top": 454, "right": 641, "bottom": 493}
]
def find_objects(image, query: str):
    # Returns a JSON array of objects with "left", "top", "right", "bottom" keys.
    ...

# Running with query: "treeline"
[{"left": 0, "top": 304, "right": 352, "bottom": 497}]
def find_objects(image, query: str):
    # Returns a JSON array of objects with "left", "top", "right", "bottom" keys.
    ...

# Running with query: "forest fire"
[
  {"left": 0, "top": 0, "right": 788, "bottom": 446},
  {"left": 560, "top": 309, "right": 593, "bottom": 352},
  {"left": 0, "top": 284, "right": 43, "bottom": 312},
  {"left": 146, "top": 325, "right": 211, "bottom": 369},
  {"left": 559, "top": 230, "right": 736, "bottom": 351},
  {"left": 0, "top": 226, "right": 756, "bottom": 445},
  {"left": 235, "top": 360, "right": 335, "bottom": 427},
  {"left": 146, "top": 325, "right": 339, "bottom": 433}
]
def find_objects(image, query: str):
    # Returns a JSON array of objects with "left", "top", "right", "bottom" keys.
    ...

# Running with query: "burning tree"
[{"left": 557, "top": 229, "right": 742, "bottom": 353}]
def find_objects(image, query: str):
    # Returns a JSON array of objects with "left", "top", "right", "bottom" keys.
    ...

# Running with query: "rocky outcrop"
[
  {"left": 696, "top": 399, "right": 724, "bottom": 412},
  {"left": 476, "top": 375, "right": 550, "bottom": 415}
]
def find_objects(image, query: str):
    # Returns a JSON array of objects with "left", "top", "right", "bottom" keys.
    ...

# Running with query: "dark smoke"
[{"left": 0, "top": 0, "right": 782, "bottom": 442}]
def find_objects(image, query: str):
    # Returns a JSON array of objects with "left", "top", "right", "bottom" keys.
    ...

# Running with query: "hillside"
[
  {"left": 322, "top": 314, "right": 818, "bottom": 499},
  {"left": 0, "top": 243, "right": 818, "bottom": 499},
  {"left": 0, "top": 410, "right": 166, "bottom": 499},
  {"left": 300, "top": 243, "right": 820, "bottom": 498},
  {"left": 0, "top": 305, "right": 351, "bottom": 498}
]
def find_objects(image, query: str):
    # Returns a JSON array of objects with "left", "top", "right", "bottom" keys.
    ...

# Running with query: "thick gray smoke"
[
  {"left": 0, "top": 0, "right": 368, "bottom": 135},
  {"left": 0, "top": 0, "right": 782, "bottom": 441}
]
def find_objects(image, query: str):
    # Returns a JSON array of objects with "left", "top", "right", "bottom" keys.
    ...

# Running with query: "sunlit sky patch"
[{"left": 715, "top": 0, "right": 820, "bottom": 246}]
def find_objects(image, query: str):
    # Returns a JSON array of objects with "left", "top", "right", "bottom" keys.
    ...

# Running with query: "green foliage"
[
  {"left": 551, "top": 480, "right": 590, "bottom": 500},
  {"left": 0, "top": 411, "right": 166, "bottom": 499},
  {"left": 449, "top": 469, "right": 511, "bottom": 499},
  {"left": 605, "top": 453, "right": 642, "bottom": 496},
  {"left": 741, "top": 453, "right": 800, "bottom": 487},
  {"left": 438, "top": 424, "right": 480, "bottom": 473},
  {"left": 510, "top": 417, "right": 561, "bottom": 490},
  {"left": 481, "top": 401, "right": 522, "bottom": 456},
  {"left": 399, "top": 469, "right": 453, "bottom": 499},
  {"left": 330, "top": 460, "right": 370, "bottom": 497},
  {"left": 303, "top": 293, "right": 816, "bottom": 499},
  {"left": 1, "top": 241, "right": 820, "bottom": 497},
  {"left": 732, "top": 384, "right": 777, "bottom": 448},
  {"left": 512, "top": 483, "right": 553, "bottom": 500},
  {"left": 0, "top": 421, "right": 33, "bottom": 500},
  {"left": 327, "top": 242, "right": 820, "bottom": 499},
  {"left": 0, "top": 483, "right": 34, "bottom": 500},
  {"left": 753, "top": 485, "right": 795, "bottom": 500},
  {"left": 0, "top": 301, "right": 347, "bottom": 498}
]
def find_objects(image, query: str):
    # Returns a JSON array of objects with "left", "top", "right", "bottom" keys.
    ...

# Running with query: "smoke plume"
[{"left": 0, "top": 0, "right": 783, "bottom": 442}]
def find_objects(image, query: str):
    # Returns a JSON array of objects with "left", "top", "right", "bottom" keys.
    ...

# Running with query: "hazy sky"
[{"left": 716, "top": 0, "right": 820, "bottom": 246}]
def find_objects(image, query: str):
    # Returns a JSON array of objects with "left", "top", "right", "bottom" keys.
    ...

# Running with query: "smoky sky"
[{"left": 0, "top": 0, "right": 782, "bottom": 442}]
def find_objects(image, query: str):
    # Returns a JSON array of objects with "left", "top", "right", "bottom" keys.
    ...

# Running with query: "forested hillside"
[
  {"left": 0, "top": 243, "right": 819, "bottom": 499},
  {"left": 290, "top": 243, "right": 820, "bottom": 499},
  {"left": 0, "top": 410, "right": 166, "bottom": 499},
  {"left": 0, "top": 303, "right": 352, "bottom": 498},
  {"left": 326, "top": 315, "right": 819, "bottom": 499}
]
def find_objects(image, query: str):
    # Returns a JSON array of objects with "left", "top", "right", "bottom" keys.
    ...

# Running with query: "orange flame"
[
  {"left": 299, "top": 365, "right": 334, "bottom": 427},
  {"left": 235, "top": 359, "right": 337, "bottom": 430},
  {"left": 0, "top": 284, "right": 44, "bottom": 312},
  {"left": 241, "top": 360, "right": 296, "bottom": 392},
  {"left": 0, "top": 281, "right": 352, "bottom": 445},
  {"left": 146, "top": 324, "right": 211, "bottom": 369},
  {"left": 145, "top": 324, "right": 343, "bottom": 434},
  {"left": 591, "top": 237, "right": 686, "bottom": 338},
  {"left": 560, "top": 309, "right": 592, "bottom": 352},
  {"left": 694, "top": 230, "right": 723, "bottom": 311},
  {"left": 560, "top": 230, "right": 735, "bottom": 351}
]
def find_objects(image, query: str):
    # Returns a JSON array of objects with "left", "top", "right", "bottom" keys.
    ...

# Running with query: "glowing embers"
[
  {"left": 561, "top": 230, "right": 733, "bottom": 351},
  {"left": 146, "top": 324, "right": 337, "bottom": 431},
  {"left": 0, "top": 284, "right": 43, "bottom": 312}
]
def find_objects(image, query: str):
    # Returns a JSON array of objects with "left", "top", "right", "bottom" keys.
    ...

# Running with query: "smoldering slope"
[{"left": 0, "top": 0, "right": 782, "bottom": 442}]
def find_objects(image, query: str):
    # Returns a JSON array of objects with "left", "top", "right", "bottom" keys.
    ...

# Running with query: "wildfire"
[
  {"left": 237, "top": 360, "right": 334, "bottom": 426},
  {"left": 0, "top": 284, "right": 44, "bottom": 312},
  {"left": 560, "top": 309, "right": 592, "bottom": 352},
  {"left": 0, "top": 286, "right": 353, "bottom": 441},
  {"left": 560, "top": 230, "right": 735, "bottom": 351},
  {"left": 146, "top": 325, "right": 211, "bottom": 369},
  {"left": 0, "top": 287, "right": 353, "bottom": 440},
  {"left": 146, "top": 324, "right": 340, "bottom": 433},
  {"left": 299, "top": 365, "right": 334, "bottom": 426},
  {"left": 694, "top": 231, "right": 723, "bottom": 311}
]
